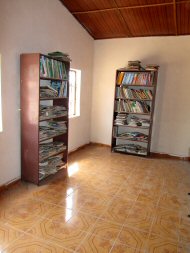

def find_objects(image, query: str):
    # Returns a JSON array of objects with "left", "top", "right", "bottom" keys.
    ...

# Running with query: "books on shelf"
[
  {"left": 39, "top": 121, "right": 67, "bottom": 141},
  {"left": 145, "top": 64, "right": 159, "bottom": 71},
  {"left": 48, "top": 51, "right": 71, "bottom": 62},
  {"left": 127, "top": 116, "right": 150, "bottom": 127},
  {"left": 117, "top": 72, "right": 153, "bottom": 86},
  {"left": 127, "top": 61, "right": 142, "bottom": 71},
  {"left": 116, "top": 87, "right": 153, "bottom": 100},
  {"left": 40, "top": 81, "right": 67, "bottom": 98},
  {"left": 40, "top": 55, "right": 67, "bottom": 79},
  {"left": 115, "top": 100, "right": 150, "bottom": 113},
  {"left": 39, "top": 141, "right": 66, "bottom": 161},
  {"left": 113, "top": 144, "right": 147, "bottom": 155},
  {"left": 115, "top": 131, "right": 148, "bottom": 142},
  {"left": 39, "top": 154, "right": 66, "bottom": 181},
  {"left": 114, "top": 113, "right": 128, "bottom": 125},
  {"left": 40, "top": 105, "right": 67, "bottom": 121}
]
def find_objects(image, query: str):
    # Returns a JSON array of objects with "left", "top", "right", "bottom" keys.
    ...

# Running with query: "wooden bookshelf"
[
  {"left": 21, "top": 53, "right": 70, "bottom": 185},
  {"left": 111, "top": 65, "right": 159, "bottom": 157}
]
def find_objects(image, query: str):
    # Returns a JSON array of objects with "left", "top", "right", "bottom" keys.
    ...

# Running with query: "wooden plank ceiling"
[{"left": 60, "top": 0, "right": 190, "bottom": 39}]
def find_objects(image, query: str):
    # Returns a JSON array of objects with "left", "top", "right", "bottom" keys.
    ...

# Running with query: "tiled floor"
[{"left": 0, "top": 145, "right": 190, "bottom": 252}]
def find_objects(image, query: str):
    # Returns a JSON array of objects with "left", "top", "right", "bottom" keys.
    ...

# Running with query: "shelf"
[
  {"left": 115, "top": 111, "right": 150, "bottom": 115},
  {"left": 117, "top": 84, "right": 155, "bottom": 87},
  {"left": 112, "top": 149, "right": 148, "bottom": 157},
  {"left": 114, "top": 124, "right": 150, "bottom": 129},
  {"left": 40, "top": 97, "right": 68, "bottom": 100},
  {"left": 115, "top": 97, "right": 152, "bottom": 101},
  {"left": 39, "top": 164, "right": 66, "bottom": 182},
  {"left": 39, "top": 148, "right": 67, "bottom": 162},
  {"left": 40, "top": 76, "right": 68, "bottom": 82},
  {"left": 113, "top": 136, "right": 148, "bottom": 143},
  {"left": 39, "top": 131, "right": 67, "bottom": 143},
  {"left": 40, "top": 114, "right": 67, "bottom": 122}
]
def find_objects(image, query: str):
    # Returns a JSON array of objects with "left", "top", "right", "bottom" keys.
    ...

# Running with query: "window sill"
[{"left": 69, "top": 114, "right": 80, "bottom": 119}]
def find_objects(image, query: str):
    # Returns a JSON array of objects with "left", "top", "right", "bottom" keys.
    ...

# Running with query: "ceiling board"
[
  {"left": 177, "top": 2, "right": 190, "bottom": 34},
  {"left": 60, "top": 0, "right": 117, "bottom": 12},
  {"left": 115, "top": 0, "right": 172, "bottom": 7},
  {"left": 74, "top": 10, "right": 131, "bottom": 39},
  {"left": 120, "top": 5, "right": 175, "bottom": 36}
]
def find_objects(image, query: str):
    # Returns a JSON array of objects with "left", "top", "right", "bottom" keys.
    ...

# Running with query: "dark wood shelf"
[
  {"left": 21, "top": 53, "right": 70, "bottom": 185},
  {"left": 116, "top": 84, "right": 155, "bottom": 87},
  {"left": 113, "top": 136, "right": 148, "bottom": 143},
  {"left": 40, "top": 76, "right": 68, "bottom": 82},
  {"left": 115, "top": 111, "right": 150, "bottom": 115},
  {"left": 39, "top": 148, "right": 67, "bottom": 162},
  {"left": 39, "top": 131, "right": 67, "bottom": 143},
  {"left": 115, "top": 97, "right": 152, "bottom": 101},
  {"left": 112, "top": 66, "right": 159, "bottom": 157},
  {"left": 114, "top": 124, "right": 150, "bottom": 129},
  {"left": 40, "top": 97, "right": 68, "bottom": 100},
  {"left": 39, "top": 114, "right": 67, "bottom": 122},
  {"left": 112, "top": 149, "right": 148, "bottom": 157}
]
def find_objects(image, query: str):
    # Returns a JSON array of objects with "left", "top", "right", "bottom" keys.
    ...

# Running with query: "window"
[
  {"left": 0, "top": 55, "right": 2, "bottom": 132},
  {"left": 69, "top": 68, "right": 81, "bottom": 118}
]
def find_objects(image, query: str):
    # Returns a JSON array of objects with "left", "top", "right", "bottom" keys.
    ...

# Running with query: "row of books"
[
  {"left": 116, "top": 87, "right": 153, "bottom": 100},
  {"left": 39, "top": 155, "right": 66, "bottom": 181},
  {"left": 115, "top": 100, "right": 150, "bottom": 114},
  {"left": 40, "top": 82, "right": 67, "bottom": 98},
  {"left": 114, "top": 131, "right": 148, "bottom": 142},
  {"left": 40, "top": 56, "right": 67, "bottom": 79},
  {"left": 113, "top": 144, "right": 147, "bottom": 155},
  {"left": 117, "top": 72, "right": 153, "bottom": 85},
  {"left": 40, "top": 105, "right": 67, "bottom": 121},
  {"left": 39, "top": 121, "right": 67, "bottom": 141},
  {"left": 39, "top": 141, "right": 66, "bottom": 162}
]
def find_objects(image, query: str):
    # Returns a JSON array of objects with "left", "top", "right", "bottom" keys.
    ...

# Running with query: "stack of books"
[
  {"left": 40, "top": 85, "right": 58, "bottom": 98},
  {"left": 39, "top": 142, "right": 66, "bottom": 161},
  {"left": 40, "top": 105, "right": 67, "bottom": 121},
  {"left": 48, "top": 51, "right": 71, "bottom": 62},
  {"left": 40, "top": 81, "right": 67, "bottom": 98},
  {"left": 127, "top": 61, "right": 142, "bottom": 70},
  {"left": 116, "top": 132, "right": 148, "bottom": 142},
  {"left": 145, "top": 64, "right": 159, "bottom": 71},
  {"left": 39, "top": 155, "right": 66, "bottom": 180},
  {"left": 114, "top": 113, "right": 128, "bottom": 125},
  {"left": 127, "top": 116, "right": 150, "bottom": 127},
  {"left": 39, "top": 121, "right": 67, "bottom": 141},
  {"left": 114, "top": 144, "right": 147, "bottom": 155}
]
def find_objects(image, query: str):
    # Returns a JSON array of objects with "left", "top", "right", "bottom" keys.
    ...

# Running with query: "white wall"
[
  {"left": 0, "top": 0, "right": 93, "bottom": 185},
  {"left": 91, "top": 37, "right": 190, "bottom": 157}
]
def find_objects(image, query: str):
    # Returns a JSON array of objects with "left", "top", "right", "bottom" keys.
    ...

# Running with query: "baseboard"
[
  {"left": 150, "top": 152, "right": 190, "bottom": 161},
  {"left": 90, "top": 142, "right": 190, "bottom": 161},
  {"left": 68, "top": 142, "right": 91, "bottom": 156},
  {"left": 0, "top": 178, "right": 21, "bottom": 193},
  {"left": 90, "top": 142, "right": 111, "bottom": 148}
]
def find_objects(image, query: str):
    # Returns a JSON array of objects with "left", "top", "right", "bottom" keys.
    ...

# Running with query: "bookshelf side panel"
[{"left": 21, "top": 54, "right": 40, "bottom": 184}]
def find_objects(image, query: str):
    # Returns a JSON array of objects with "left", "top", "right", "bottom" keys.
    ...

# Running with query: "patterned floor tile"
[
  {"left": 2, "top": 233, "right": 71, "bottom": 252},
  {"left": 116, "top": 226, "right": 149, "bottom": 251},
  {"left": 76, "top": 233, "right": 114, "bottom": 253}
]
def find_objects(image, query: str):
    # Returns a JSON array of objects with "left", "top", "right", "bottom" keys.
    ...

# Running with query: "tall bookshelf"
[
  {"left": 111, "top": 66, "right": 159, "bottom": 157},
  {"left": 21, "top": 53, "right": 70, "bottom": 185}
]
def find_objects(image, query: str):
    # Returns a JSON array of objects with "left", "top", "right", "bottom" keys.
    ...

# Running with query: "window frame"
[{"left": 69, "top": 68, "right": 81, "bottom": 118}]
